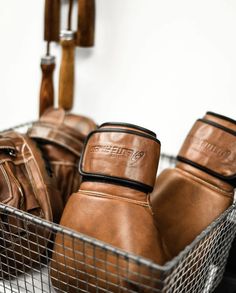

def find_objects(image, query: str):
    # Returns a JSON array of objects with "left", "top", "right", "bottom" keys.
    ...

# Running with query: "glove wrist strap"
[
  {"left": 79, "top": 126, "right": 160, "bottom": 193},
  {"left": 178, "top": 119, "right": 236, "bottom": 186}
]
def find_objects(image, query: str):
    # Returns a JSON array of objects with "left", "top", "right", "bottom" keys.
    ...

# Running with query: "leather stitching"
[
  {"left": 50, "top": 161, "right": 78, "bottom": 167},
  {"left": 5, "top": 158, "right": 33, "bottom": 165},
  {"left": 146, "top": 193, "right": 155, "bottom": 215},
  {"left": 79, "top": 189, "right": 150, "bottom": 207},
  {"left": 0, "top": 145, "right": 15, "bottom": 150},
  {"left": 0, "top": 158, "right": 12, "bottom": 164},
  {"left": 0, "top": 164, "right": 12, "bottom": 203},
  {"left": 29, "top": 124, "right": 83, "bottom": 156},
  {"left": 21, "top": 137, "right": 52, "bottom": 221},
  {"left": 5, "top": 162, "right": 25, "bottom": 209},
  {"left": 176, "top": 168, "right": 234, "bottom": 197}
]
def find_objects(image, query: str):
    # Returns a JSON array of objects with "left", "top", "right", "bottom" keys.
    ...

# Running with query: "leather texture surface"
[
  {"left": 0, "top": 130, "right": 63, "bottom": 277},
  {"left": 28, "top": 107, "right": 97, "bottom": 205},
  {"left": 51, "top": 123, "right": 165, "bottom": 292},
  {"left": 203, "top": 112, "right": 236, "bottom": 274},
  {"left": 151, "top": 112, "right": 235, "bottom": 261},
  {"left": 178, "top": 120, "right": 236, "bottom": 179}
]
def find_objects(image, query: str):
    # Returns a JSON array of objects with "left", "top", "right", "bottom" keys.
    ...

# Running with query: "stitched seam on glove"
[
  {"left": 79, "top": 189, "right": 150, "bottom": 207},
  {"left": 176, "top": 168, "right": 234, "bottom": 197}
]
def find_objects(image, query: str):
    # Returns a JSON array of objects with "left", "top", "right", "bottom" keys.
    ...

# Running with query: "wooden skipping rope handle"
[
  {"left": 58, "top": 0, "right": 75, "bottom": 111},
  {"left": 76, "top": 0, "right": 96, "bottom": 47},
  {"left": 39, "top": 57, "right": 55, "bottom": 116},
  {"left": 59, "top": 0, "right": 96, "bottom": 110},
  {"left": 39, "top": 0, "right": 60, "bottom": 117},
  {"left": 58, "top": 31, "right": 75, "bottom": 110}
]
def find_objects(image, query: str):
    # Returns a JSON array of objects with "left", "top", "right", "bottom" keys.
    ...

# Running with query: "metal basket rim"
[{"left": 0, "top": 121, "right": 35, "bottom": 133}]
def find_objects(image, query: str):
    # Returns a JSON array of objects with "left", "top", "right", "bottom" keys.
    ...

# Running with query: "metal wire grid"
[
  {"left": 0, "top": 124, "right": 234, "bottom": 292},
  {"left": 162, "top": 204, "right": 236, "bottom": 292},
  {"left": 0, "top": 196, "right": 235, "bottom": 292}
]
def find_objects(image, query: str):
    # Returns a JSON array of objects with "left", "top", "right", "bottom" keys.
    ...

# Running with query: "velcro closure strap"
[
  {"left": 28, "top": 123, "right": 84, "bottom": 157},
  {"left": 178, "top": 119, "right": 236, "bottom": 182},
  {"left": 79, "top": 128, "right": 160, "bottom": 192}
]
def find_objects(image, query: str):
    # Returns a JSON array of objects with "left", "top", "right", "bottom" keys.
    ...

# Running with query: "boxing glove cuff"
[
  {"left": 177, "top": 119, "right": 236, "bottom": 186},
  {"left": 79, "top": 126, "right": 160, "bottom": 192}
]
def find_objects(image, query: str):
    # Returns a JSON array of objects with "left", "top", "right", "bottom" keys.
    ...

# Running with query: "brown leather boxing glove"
[
  {"left": 27, "top": 107, "right": 97, "bottom": 205},
  {"left": 151, "top": 112, "right": 235, "bottom": 261},
  {"left": 204, "top": 112, "right": 236, "bottom": 276},
  {"left": 50, "top": 123, "right": 167, "bottom": 292},
  {"left": 0, "top": 131, "right": 63, "bottom": 277}
]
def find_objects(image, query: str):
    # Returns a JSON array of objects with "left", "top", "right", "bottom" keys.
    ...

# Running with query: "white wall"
[{"left": 0, "top": 0, "right": 236, "bottom": 154}]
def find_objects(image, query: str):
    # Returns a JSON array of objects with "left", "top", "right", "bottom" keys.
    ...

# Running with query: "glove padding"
[
  {"left": 50, "top": 122, "right": 166, "bottom": 292},
  {"left": 151, "top": 112, "right": 235, "bottom": 260}
]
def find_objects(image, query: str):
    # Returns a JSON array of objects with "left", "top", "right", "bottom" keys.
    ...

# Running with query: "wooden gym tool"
[
  {"left": 39, "top": 0, "right": 60, "bottom": 117},
  {"left": 58, "top": 0, "right": 75, "bottom": 111},
  {"left": 76, "top": 0, "right": 96, "bottom": 47}
]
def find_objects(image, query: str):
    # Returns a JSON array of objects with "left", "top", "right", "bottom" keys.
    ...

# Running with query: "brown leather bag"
[
  {"left": 0, "top": 130, "right": 63, "bottom": 277},
  {"left": 151, "top": 112, "right": 235, "bottom": 261},
  {"left": 27, "top": 107, "right": 97, "bottom": 205},
  {"left": 50, "top": 123, "right": 166, "bottom": 292}
]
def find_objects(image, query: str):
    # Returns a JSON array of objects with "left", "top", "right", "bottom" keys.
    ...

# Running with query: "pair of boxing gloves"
[{"left": 33, "top": 109, "right": 234, "bottom": 292}]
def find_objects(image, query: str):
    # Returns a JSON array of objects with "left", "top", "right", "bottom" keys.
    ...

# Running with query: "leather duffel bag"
[{"left": 0, "top": 130, "right": 63, "bottom": 277}]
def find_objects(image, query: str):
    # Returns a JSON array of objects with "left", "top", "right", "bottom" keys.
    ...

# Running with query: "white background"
[{"left": 0, "top": 0, "right": 236, "bottom": 154}]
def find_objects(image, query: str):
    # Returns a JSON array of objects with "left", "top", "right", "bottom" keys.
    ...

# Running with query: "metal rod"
[
  {"left": 46, "top": 41, "right": 50, "bottom": 56},
  {"left": 67, "top": 0, "right": 73, "bottom": 30}
]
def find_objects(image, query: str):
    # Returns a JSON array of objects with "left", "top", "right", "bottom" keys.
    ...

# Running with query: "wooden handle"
[
  {"left": 59, "top": 38, "right": 75, "bottom": 111},
  {"left": 39, "top": 62, "right": 55, "bottom": 117},
  {"left": 76, "top": 0, "right": 95, "bottom": 47},
  {"left": 44, "top": 0, "right": 61, "bottom": 42}
]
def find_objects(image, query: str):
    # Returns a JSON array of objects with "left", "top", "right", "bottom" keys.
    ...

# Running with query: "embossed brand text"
[
  {"left": 89, "top": 145, "right": 145, "bottom": 163},
  {"left": 187, "top": 135, "right": 231, "bottom": 159}
]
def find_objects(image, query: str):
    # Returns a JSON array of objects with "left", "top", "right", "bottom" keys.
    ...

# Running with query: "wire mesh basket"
[{"left": 0, "top": 123, "right": 235, "bottom": 293}]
